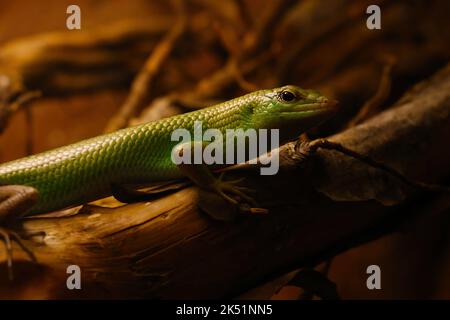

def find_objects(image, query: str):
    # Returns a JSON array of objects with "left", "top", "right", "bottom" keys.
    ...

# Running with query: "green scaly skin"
[{"left": 0, "top": 85, "right": 336, "bottom": 215}]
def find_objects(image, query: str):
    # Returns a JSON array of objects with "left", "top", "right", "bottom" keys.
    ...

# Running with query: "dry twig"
[{"left": 104, "top": 0, "right": 187, "bottom": 133}]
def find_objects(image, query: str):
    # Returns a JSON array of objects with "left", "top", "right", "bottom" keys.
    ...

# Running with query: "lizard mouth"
[
  {"left": 304, "top": 99, "right": 338, "bottom": 111},
  {"left": 282, "top": 100, "right": 339, "bottom": 114}
]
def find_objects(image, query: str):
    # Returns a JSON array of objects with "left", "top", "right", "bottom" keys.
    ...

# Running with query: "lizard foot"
[
  {"left": 212, "top": 173, "right": 268, "bottom": 215},
  {"left": 0, "top": 227, "right": 36, "bottom": 281}
]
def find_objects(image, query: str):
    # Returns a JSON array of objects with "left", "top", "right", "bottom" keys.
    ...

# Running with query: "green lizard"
[{"left": 0, "top": 85, "right": 337, "bottom": 277}]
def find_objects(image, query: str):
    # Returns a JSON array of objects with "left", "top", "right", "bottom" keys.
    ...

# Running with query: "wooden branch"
[
  {"left": 2, "top": 63, "right": 449, "bottom": 298},
  {"left": 137, "top": 0, "right": 299, "bottom": 117},
  {"left": 104, "top": 0, "right": 187, "bottom": 133},
  {"left": 0, "top": 19, "right": 172, "bottom": 94},
  {"left": 0, "top": 19, "right": 172, "bottom": 134}
]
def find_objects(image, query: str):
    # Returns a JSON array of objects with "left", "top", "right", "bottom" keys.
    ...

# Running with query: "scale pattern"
[{"left": 0, "top": 90, "right": 268, "bottom": 214}]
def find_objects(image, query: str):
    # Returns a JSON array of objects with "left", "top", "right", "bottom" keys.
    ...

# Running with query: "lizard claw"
[
  {"left": 0, "top": 227, "right": 36, "bottom": 281},
  {"left": 212, "top": 174, "right": 265, "bottom": 212},
  {"left": 238, "top": 203, "right": 269, "bottom": 215}
]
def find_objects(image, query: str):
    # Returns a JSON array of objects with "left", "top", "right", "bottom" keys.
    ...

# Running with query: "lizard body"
[{"left": 0, "top": 85, "right": 336, "bottom": 216}]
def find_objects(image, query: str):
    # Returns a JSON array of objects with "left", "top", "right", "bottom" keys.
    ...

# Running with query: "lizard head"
[{"left": 248, "top": 85, "right": 338, "bottom": 141}]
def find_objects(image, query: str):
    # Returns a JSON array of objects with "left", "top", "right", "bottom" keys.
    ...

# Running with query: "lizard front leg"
[
  {"left": 0, "top": 185, "right": 39, "bottom": 280},
  {"left": 173, "top": 141, "right": 267, "bottom": 221}
]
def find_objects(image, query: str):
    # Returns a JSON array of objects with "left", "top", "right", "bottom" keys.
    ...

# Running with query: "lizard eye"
[{"left": 278, "top": 90, "right": 296, "bottom": 103}]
